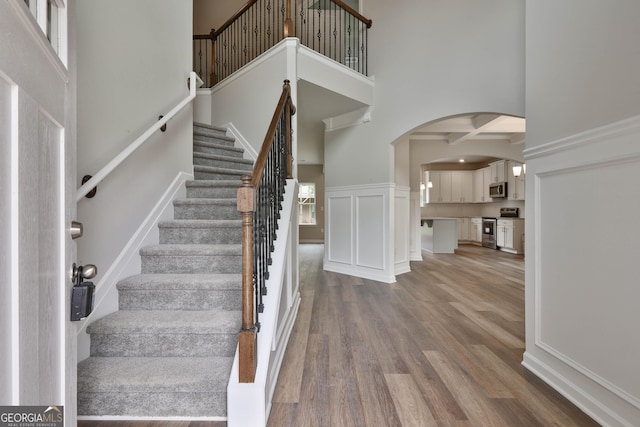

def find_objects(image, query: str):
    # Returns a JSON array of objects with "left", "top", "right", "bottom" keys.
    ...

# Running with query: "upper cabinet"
[
  {"left": 489, "top": 160, "right": 507, "bottom": 183},
  {"left": 507, "top": 160, "right": 525, "bottom": 201},
  {"left": 426, "top": 160, "right": 524, "bottom": 204},
  {"left": 473, "top": 167, "right": 492, "bottom": 203},
  {"left": 451, "top": 171, "right": 473, "bottom": 203},
  {"left": 429, "top": 171, "right": 474, "bottom": 203}
]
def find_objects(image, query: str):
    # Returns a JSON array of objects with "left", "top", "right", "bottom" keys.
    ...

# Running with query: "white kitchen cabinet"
[
  {"left": 497, "top": 219, "right": 525, "bottom": 254},
  {"left": 457, "top": 218, "right": 470, "bottom": 242},
  {"left": 507, "top": 160, "right": 525, "bottom": 201},
  {"left": 489, "top": 160, "right": 507, "bottom": 183},
  {"left": 451, "top": 171, "right": 473, "bottom": 203},
  {"left": 471, "top": 217, "right": 482, "bottom": 243},
  {"left": 428, "top": 171, "right": 453, "bottom": 203},
  {"left": 473, "top": 167, "right": 493, "bottom": 203}
]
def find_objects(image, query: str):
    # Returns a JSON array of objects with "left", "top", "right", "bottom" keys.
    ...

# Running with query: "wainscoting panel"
[
  {"left": 325, "top": 184, "right": 395, "bottom": 283},
  {"left": 394, "top": 187, "right": 411, "bottom": 275},
  {"left": 523, "top": 114, "right": 640, "bottom": 426},
  {"left": 356, "top": 194, "right": 385, "bottom": 269},
  {"left": 326, "top": 195, "right": 353, "bottom": 265}
]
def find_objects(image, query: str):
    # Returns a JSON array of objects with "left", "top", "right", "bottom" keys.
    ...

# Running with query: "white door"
[{"left": 0, "top": 0, "right": 76, "bottom": 425}]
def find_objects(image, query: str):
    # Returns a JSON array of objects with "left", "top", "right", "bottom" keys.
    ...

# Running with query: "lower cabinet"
[
  {"left": 457, "top": 218, "right": 470, "bottom": 242},
  {"left": 471, "top": 217, "right": 482, "bottom": 243},
  {"left": 497, "top": 219, "right": 524, "bottom": 254}
]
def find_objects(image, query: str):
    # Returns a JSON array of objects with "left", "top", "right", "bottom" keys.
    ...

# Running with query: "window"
[
  {"left": 23, "top": 0, "right": 66, "bottom": 60},
  {"left": 298, "top": 183, "right": 316, "bottom": 225}
]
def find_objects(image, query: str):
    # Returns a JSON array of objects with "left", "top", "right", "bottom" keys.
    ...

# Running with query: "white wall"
[
  {"left": 524, "top": 1, "right": 640, "bottom": 425},
  {"left": 210, "top": 39, "right": 291, "bottom": 157},
  {"left": 76, "top": 0, "right": 193, "bottom": 355},
  {"left": 325, "top": 0, "right": 525, "bottom": 188}
]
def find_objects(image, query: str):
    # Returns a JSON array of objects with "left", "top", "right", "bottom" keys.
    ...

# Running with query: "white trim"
[
  {"left": 10, "top": 82, "right": 20, "bottom": 403},
  {"left": 224, "top": 122, "right": 257, "bottom": 160},
  {"left": 525, "top": 114, "right": 640, "bottom": 426},
  {"left": 325, "top": 183, "right": 396, "bottom": 284},
  {"left": 532, "top": 153, "right": 640, "bottom": 412},
  {"left": 522, "top": 353, "right": 633, "bottom": 427},
  {"left": 7, "top": 0, "right": 68, "bottom": 81},
  {"left": 323, "top": 106, "right": 373, "bottom": 132},
  {"left": 297, "top": 43, "right": 375, "bottom": 86},
  {"left": 211, "top": 38, "right": 298, "bottom": 95},
  {"left": 524, "top": 114, "right": 640, "bottom": 161},
  {"left": 57, "top": 126, "right": 66, "bottom": 404},
  {"left": 75, "top": 172, "right": 192, "bottom": 346}
]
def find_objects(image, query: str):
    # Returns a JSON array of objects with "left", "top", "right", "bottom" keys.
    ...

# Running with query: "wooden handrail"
[
  {"left": 237, "top": 80, "right": 295, "bottom": 383},
  {"left": 330, "top": 0, "right": 373, "bottom": 28},
  {"left": 251, "top": 81, "right": 294, "bottom": 188},
  {"left": 213, "top": 0, "right": 259, "bottom": 39}
]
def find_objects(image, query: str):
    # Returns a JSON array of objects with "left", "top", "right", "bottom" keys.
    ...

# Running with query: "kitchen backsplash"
[{"left": 421, "top": 200, "right": 525, "bottom": 219}]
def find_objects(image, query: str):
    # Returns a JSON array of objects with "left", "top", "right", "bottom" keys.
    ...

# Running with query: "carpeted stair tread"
[
  {"left": 79, "top": 123, "right": 246, "bottom": 418},
  {"left": 77, "top": 356, "right": 233, "bottom": 393},
  {"left": 194, "top": 122, "right": 227, "bottom": 133},
  {"left": 186, "top": 179, "right": 241, "bottom": 189},
  {"left": 194, "top": 164, "right": 249, "bottom": 176},
  {"left": 174, "top": 197, "right": 237, "bottom": 205},
  {"left": 193, "top": 140, "right": 244, "bottom": 154},
  {"left": 159, "top": 219, "right": 241, "bottom": 228},
  {"left": 194, "top": 152, "right": 251, "bottom": 163},
  {"left": 194, "top": 131, "right": 235, "bottom": 144},
  {"left": 140, "top": 243, "right": 241, "bottom": 256},
  {"left": 117, "top": 273, "right": 242, "bottom": 290},
  {"left": 87, "top": 310, "right": 241, "bottom": 335}
]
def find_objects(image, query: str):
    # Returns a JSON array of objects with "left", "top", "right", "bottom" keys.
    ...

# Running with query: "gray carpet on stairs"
[{"left": 77, "top": 123, "right": 250, "bottom": 418}]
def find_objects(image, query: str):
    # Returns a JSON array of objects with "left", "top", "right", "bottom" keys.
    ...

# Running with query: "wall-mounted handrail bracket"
[{"left": 81, "top": 175, "right": 97, "bottom": 198}]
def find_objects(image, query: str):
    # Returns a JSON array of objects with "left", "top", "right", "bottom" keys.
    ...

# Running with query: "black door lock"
[{"left": 70, "top": 264, "right": 96, "bottom": 321}]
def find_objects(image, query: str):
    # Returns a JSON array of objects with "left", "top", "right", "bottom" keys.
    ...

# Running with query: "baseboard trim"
[
  {"left": 324, "top": 261, "right": 396, "bottom": 284},
  {"left": 522, "top": 351, "right": 636, "bottom": 427},
  {"left": 225, "top": 122, "right": 257, "bottom": 161}
]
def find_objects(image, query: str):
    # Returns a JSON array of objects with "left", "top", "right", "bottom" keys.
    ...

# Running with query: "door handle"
[{"left": 71, "top": 263, "right": 97, "bottom": 284}]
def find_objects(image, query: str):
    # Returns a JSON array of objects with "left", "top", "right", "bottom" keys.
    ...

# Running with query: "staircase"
[{"left": 77, "top": 123, "right": 253, "bottom": 418}]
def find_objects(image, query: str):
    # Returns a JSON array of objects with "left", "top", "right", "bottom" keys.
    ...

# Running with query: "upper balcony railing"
[{"left": 193, "top": 0, "right": 372, "bottom": 87}]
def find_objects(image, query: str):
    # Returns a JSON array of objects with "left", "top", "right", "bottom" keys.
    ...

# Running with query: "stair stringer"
[
  {"left": 76, "top": 171, "right": 193, "bottom": 362},
  {"left": 227, "top": 179, "right": 301, "bottom": 427}
]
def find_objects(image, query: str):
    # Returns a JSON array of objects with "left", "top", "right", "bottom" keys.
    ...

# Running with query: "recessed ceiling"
[{"left": 410, "top": 113, "right": 525, "bottom": 146}]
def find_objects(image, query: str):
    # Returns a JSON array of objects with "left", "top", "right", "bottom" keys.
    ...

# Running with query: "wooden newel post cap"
[{"left": 237, "top": 175, "right": 255, "bottom": 212}]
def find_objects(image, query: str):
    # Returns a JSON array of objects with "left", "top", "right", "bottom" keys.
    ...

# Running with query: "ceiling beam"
[{"left": 447, "top": 114, "right": 507, "bottom": 145}]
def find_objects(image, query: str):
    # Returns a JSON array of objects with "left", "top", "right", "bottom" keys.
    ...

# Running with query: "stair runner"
[{"left": 77, "top": 123, "right": 253, "bottom": 418}]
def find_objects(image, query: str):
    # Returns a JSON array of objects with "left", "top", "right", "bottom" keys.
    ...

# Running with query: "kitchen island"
[{"left": 421, "top": 218, "right": 458, "bottom": 254}]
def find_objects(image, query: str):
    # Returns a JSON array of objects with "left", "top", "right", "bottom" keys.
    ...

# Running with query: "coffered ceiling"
[{"left": 410, "top": 113, "right": 525, "bottom": 146}]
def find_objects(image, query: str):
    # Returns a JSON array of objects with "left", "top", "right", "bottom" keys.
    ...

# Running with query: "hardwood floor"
[
  {"left": 267, "top": 244, "right": 599, "bottom": 427},
  {"left": 79, "top": 244, "right": 600, "bottom": 427}
]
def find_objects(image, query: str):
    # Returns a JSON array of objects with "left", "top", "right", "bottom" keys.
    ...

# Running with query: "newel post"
[
  {"left": 284, "top": 0, "right": 293, "bottom": 38},
  {"left": 237, "top": 175, "right": 256, "bottom": 383}
]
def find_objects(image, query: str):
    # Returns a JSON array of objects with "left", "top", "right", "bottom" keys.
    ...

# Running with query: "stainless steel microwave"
[{"left": 489, "top": 182, "right": 507, "bottom": 198}]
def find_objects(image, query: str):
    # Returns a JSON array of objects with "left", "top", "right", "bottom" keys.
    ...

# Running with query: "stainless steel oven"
[{"left": 482, "top": 217, "right": 497, "bottom": 249}]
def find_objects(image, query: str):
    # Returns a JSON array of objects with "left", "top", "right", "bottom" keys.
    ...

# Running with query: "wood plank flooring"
[
  {"left": 267, "top": 244, "right": 599, "bottom": 427},
  {"left": 79, "top": 244, "right": 600, "bottom": 427}
]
